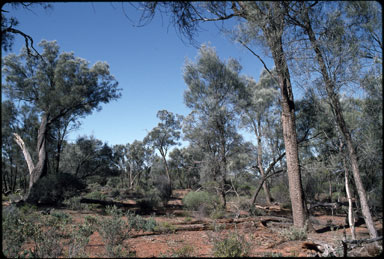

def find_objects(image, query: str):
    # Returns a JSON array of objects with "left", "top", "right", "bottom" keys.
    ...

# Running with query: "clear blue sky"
[{"left": 2, "top": 2, "right": 277, "bottom": 146}]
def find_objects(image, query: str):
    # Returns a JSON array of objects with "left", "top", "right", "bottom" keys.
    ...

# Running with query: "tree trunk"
[
  {"left": 303, "top": 10, "right": 378, "bottom": 240},
  {"left": 270, "top": 36, "right": 307, "bottom": 228},
  {"left": 14, "top": 114, "right": 49, "bottom": 203},
  {"left": 255, "top": 118, "right": 273, "bottom": 204}
]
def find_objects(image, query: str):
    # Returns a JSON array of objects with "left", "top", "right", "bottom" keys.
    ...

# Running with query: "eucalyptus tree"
[
  {"left": 183, "top": 45, "right": 245, "bottom": 208},
  {"left": 235, "top": 69, "right": 281, "bottom": 204},
  {"left": 144, "top": 110, "right": 181, "bottom": 194},
  {"left": 132, "top": 1, "right": 310, "bottom": 228},
  {"left": 60, "top": 135, "right": 117, "bottom": 189},
  {"left": 283, "top": 1, "right": 379, "bottom": 239},
  {"left": 113, "top": 140, "right": 153, "bottom": 190},
  {"left": 2, "top": 40, "right": 121, "bottom": 202}
]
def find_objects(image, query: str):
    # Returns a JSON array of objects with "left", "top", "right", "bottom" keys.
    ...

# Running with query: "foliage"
[
  {"left": 278, "top": 225, "right": 308, "bottom": 241},
  {"left": 97, "top": 206, "right": 131, "bottom": 257},
  {"left": 2, "top": 205, "right": 29, "bottom": 257},
  {"left": 182, "top": 191, "right": 220, "bottom": 215},
  {"left": 84, "top": 190, "right": 106, "bottom": 200},
  {"left": 160, "top": 244, "right": 195, "bottom": 257},
  {"left": 212, "top": 231, "right": 250, "bottom": 257},
  {"left": 126, "top": 212, "right": 157, "bottom": 232},
  {"left": 28, "top": 172, "right": 85, "bottom": 205},
  {"left": 155, "top": 221, "right": 177, "bottom": 234}
]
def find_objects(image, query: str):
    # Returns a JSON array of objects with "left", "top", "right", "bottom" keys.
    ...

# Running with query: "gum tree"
[{"left": 2, "top": 40, "right": 121, "bottom": 202}]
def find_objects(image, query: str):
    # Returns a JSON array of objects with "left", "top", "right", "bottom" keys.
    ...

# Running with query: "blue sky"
[{"left": 2, "top": 2, "right": 276, "bottom": 146}]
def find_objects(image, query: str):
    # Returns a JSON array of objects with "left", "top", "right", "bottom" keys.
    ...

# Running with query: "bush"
[
  {"left": 278, "top": 225, "right": 307, "bottom": 241},
  {"left": 183, "top": 191, "right": 219, "bottom": 215},
  {"left": 66, "top": 217, "right": 95, "bottom": 258},
  {"left": 84, "top": 190, "right": 106, "bottom": 200},
  {"left": 213, "top": 232, "right": 250, "bottom": 257},
  {"left": 2, "top": 205, "right": 29, "bottom": 257},
  {"left": 28, "top": 173, "right": 85, "bottom": 205},
  {"left": 136, "top": 188, "right": 162, "bottom": 212},
  {"left": 64, "top": 196, "right": 85, "bottom": 210},
  {"left": 97, "top": 206, "right": 131, "bottom": 257},
  {"left": 126, "top": 212, "right": 157, "bottom": 232}
]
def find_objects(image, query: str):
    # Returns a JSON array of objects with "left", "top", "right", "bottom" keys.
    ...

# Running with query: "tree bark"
[
  {"left": 302, "top": 9, "right": 378, "bottom": 240},
  {"left": 13, "top": 114, "right": 49, "bottom": 202},
  {"left": 256, "top": 118, "right": 273, "bottom": 204}
]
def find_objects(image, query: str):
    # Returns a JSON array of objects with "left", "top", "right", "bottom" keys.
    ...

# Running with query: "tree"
[
  {"left": 235, "top": 69, "right": 280, "bottom": 204},
  {"left": 183, "top": 45, "right": 244, "bottom": 208},
  {"left": 284, "top": 1, "right": 379, "bottom": 239},
  {"left": 2, "top": 40, "right": 121, "bottom": 202},
  {"left": 1, "top": 3, "right": 52, "bottom": 56},
  {"left": 134, "top": 1, "right": 310, "bottom": 228},
  {"left": 144, "top": 110, "right": 181, "bottom": 195}
]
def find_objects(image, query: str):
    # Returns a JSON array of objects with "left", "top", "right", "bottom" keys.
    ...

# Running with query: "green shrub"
[
  {"left": 28, "top": 173, "right": 85, "bottom": 205},
  {"left": 278, "top": 225, "right": 307, "bottom": 241},
  {"left": 161, "top": 244, "right": 194, "bottom": 257},
  {"left": 210, "top": 207, "right": 226, "bottom": 219},
  {"left": 155, "top": 221, "right": 177, "bottom": 233},
  {"left": 213, "top": 231, "right": 250, "bottom": 257},
  {"left": 183, "top": 191, "right": 219, "bottom": 215},
  {"left": 84, "top": 190, "right": 106, "bottom": 200},
  {"left": 126, "top": 212, "right": 157, "bottom": 232},
  {"left": 97, "top": 206, "right": 131, "bottom": 257},
  {"left": 2, "top": 205, "right": 30, "bottom": 257},
  {"left": 66, "top": 217, "right": 95, "bottom": 258},
  {"left": 64, "top": 196, "right": 85, "bottom": 210}
]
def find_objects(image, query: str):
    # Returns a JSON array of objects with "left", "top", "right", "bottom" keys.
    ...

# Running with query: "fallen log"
[{"left": 79, "top": 198, "right": 136, "bottom": 209}]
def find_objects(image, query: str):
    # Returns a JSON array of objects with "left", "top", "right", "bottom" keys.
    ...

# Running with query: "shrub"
[
  {"left": 64, "top": 196, "right": 85, "bottom": 210},
  {"left": 161, "top": 244, "right": 194, "bottom": 257},
  {"left": 28, "top": 173, "right": 85, "bottom": 205},
  {"left": 213, "top": 231, "right": 250, "bottom": 257},
  {"left": 136, "top": 188, "right": 162, "bottom": 212},
  {"left": 183, "top": 191, "right": 219, "bottom": 215},
  {"left": 210, "top": 207, "right": 226, "bottom": 219},
  {"left": 84, "top": 190, "right": 106, "bottom": 200},
  {"left": 97, "top": 206, "right": 131, "bottom": 257},
  {"left": 126, "top": 212, "right": 157, "bottom": 232},
  {"left": 278, "top": 225, "right": 307, "bottom": 241},
  {"left": 2, "top": 205, "right": 29, "bottom": 257},
  {"left": 155, "top": 221, "right": 177, "bottom": 234},
  {"left": 66, "top": 217, "right": 95, "bottom": 258}
]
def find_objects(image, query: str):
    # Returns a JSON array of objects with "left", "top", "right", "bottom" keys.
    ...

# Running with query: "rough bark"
[{"left": 302, "top": 9, "right": 378, "bottom": 240}]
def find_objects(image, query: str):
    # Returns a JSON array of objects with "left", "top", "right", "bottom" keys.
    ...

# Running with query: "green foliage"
[
  {"left": 209, "top": 207, "right": 227, "bottom": 219},
  {"left": 65, "top": 217, "right": 96, "bottom": 258},
  {"left": 2, "top": 205, "right": 30, "bottom": 258},
  {"left": 155, "top": 221, "right": 177, "bottom": 234},
  {"left": 28, "top": 173, "right": 85, "bottom": 205},
  {"left": 183, "top": 191, "right": 220, "bottom": 216},
  {"left": 213, "top": 231, "right": 250, "bottom": 257},
  {"left": 64, "top": 196, "right": 85, "bottom": 210},
  {"left": 126, "top": 211, "right": 157, "bottom": 232},
  {"left": 136, "top": 187, "right": 163, "bottom": 212},
  {"left": 278, "top": 225, "right": 308, "bottom": 241},
  {"left": 160, "top": 244, "right": 195, "bottom": 257},
  {"left": 84, "top": 190, "right": 106, "bottom": 200},
  {"left": 97, "top": 206, "right": 131, "bottom": 257}
]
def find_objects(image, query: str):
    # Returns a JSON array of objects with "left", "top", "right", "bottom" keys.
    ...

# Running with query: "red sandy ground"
[{"left": 5, "top": 189, "right": 383, "bottom": 257}]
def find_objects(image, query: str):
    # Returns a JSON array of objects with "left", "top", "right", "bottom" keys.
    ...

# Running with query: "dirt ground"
[{"left": 4, "top": 189, "right": 383, "bottom": 257}]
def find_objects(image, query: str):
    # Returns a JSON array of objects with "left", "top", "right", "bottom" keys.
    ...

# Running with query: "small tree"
[{"left": 144, "top": 110, "right": 181, "bottom": 195}]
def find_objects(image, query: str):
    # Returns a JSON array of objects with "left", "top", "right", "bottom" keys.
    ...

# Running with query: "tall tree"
[
  {"left": 2, "top": 40, "right": 121, "bottom": 202},
  {"left": 284, "top": 1, "right": 379, "bottom": 239},
  {"left": 183, "top": 45, "right": 244, "bottom": 208}
]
